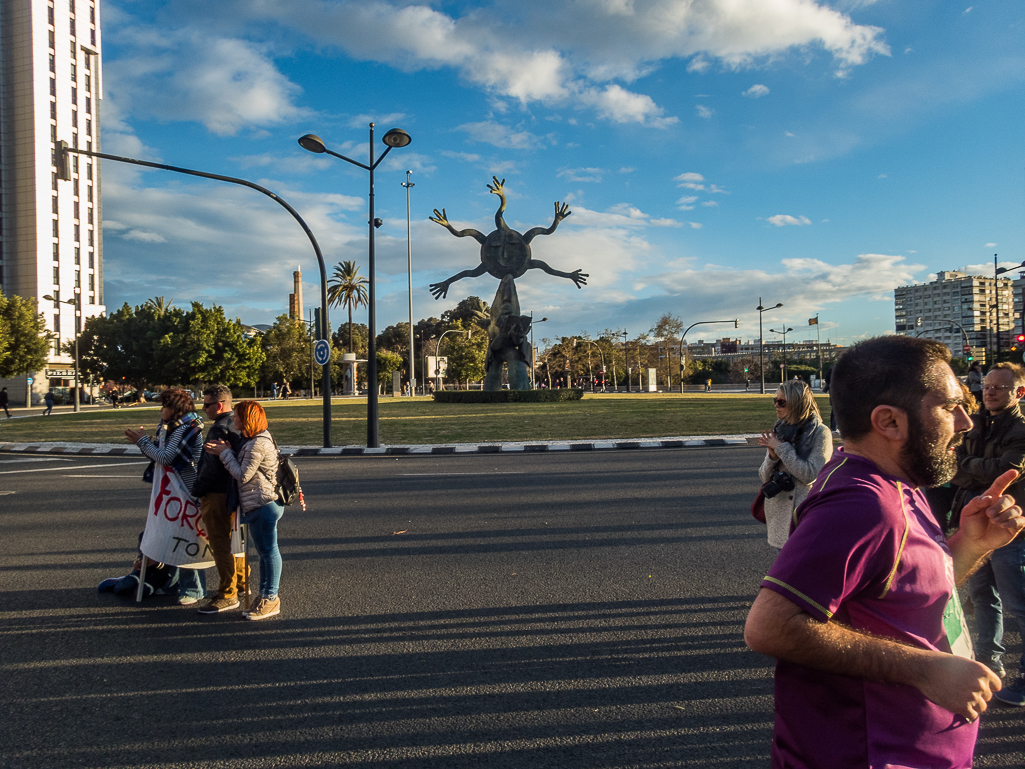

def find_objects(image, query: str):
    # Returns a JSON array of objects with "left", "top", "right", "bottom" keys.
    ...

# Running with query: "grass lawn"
[{"left": 0, "top": 394, "right": 832, "bottom": 446}]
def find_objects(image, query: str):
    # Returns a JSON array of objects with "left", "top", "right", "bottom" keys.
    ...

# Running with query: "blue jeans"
[
  {"left": 243, "top": 501, "right": 283, "bottom": 599},
  {"left": 968, "top": 537, "right": 1025, "bottom": 674},
  {"left": 178, "top": 568, "right": 206, "bottom": 601}
]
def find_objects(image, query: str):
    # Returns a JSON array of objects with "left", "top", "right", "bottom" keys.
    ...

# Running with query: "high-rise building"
[
  {"left": 894, "top": 270, "right": 1024, "bottom": 361},
  {"left": 0, "top": 0, "right": 104, "bottom": 405}
]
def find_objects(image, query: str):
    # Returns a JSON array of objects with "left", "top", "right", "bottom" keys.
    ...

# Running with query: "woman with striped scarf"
[{"left": 125, "top": 388, "right": 206, "bottom": 604}]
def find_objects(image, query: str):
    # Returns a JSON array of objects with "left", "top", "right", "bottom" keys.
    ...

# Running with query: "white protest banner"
[{"left": 140, "top": 463, "right": 242, "bottom": 567}]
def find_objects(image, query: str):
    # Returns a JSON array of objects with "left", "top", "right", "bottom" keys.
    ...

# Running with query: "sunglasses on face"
[
  {"left": 773, "top": 399, "right": 787, "bottom": 407},
  {"left": 202, "top": 400, "right": 225, "bottom": 409}
]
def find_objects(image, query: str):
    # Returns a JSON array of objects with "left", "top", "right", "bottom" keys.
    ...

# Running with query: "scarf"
[
  {"left": 773, "top": 415, "right": 816, "bottom": 453},
  {"left": 160, "top": 411, "right": 204, "bottom": 475}
]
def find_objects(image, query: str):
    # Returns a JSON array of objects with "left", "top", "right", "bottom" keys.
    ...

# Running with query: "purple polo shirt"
[{"left": 762, "top": 449, "right": 977, "bottom": 769}]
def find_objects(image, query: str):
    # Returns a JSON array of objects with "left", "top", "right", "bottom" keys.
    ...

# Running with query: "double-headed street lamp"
[
  {"left": 299, "top": 124, "right": 412, "bottom": 447},
  {"left": 42, "top": 291, "right": 80, "bottom": 412},
  {"left": 770, "top": 327, "right": 794, "bottom": 382},
  {"left": 757, "top": 298, "right": 784, "bottom": 394},
  {"left": 55, "top": 140, "right": 332, "bottom": 442}
]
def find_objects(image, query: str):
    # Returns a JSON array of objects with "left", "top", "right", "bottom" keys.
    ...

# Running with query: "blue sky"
[{"left": 97, "top": 0, "right": 1024, "bottom": 347}]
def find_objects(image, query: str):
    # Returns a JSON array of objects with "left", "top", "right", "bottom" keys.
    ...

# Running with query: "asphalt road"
[{"left": 1, "top": 448, "right": 1021, "bottom": 768}]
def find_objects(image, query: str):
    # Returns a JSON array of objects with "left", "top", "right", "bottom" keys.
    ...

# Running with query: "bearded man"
[
  {"left": 745, "top": 336, "right": 1025, "bottom": 768},
  {"left": 949, "top": 362, "right": 1025, "bottom": 705}
]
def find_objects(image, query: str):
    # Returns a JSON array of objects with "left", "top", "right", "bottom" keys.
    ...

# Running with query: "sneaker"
[
  {"left": 984, "top": 656, "right": 1006, "bottom": 679},
  {"left": 244, "top": 596, "right": 280, "bottom": 621},
  {"left": 197, "top": 596, "right": 240, "bottom": 614},
  {"left": 994, "top": 675, "right": 1025, "bottom": 707},
  {"left": 178, "top": 595, "right": 201, "bottom": 606}
]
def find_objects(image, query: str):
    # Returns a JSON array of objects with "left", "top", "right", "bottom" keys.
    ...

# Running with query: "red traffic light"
[{"left": 1017, "top": 334, "right": 1025, "bottom": 343}]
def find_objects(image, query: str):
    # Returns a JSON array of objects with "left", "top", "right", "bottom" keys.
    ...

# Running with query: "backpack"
[{"left": 270, "top": 436, "right": 305, "bottom": 509}]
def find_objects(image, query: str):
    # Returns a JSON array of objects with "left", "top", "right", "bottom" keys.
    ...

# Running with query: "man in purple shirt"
[{"left": 745, "top": 336, "right": 1025, "bottom": 768}]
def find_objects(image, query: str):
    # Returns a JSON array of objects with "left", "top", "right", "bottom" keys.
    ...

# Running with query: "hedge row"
[{"left": 432, "top": 389, "right": 584, "bottom": 404}]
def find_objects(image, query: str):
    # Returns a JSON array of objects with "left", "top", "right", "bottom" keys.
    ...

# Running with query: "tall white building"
[
  {"left": 0, "top": 0, "right": 104, "bottom": 405},
  {"left": 894, "top": 270, "right": 1024, "bottom": 361}
]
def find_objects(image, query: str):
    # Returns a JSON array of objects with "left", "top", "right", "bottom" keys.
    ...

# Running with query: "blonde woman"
[
  {"left": 205, "top": 400, "right": 282, "bottom": 620},
  {"left": 756, "top": 380, "right": 833, "bottom": 549}
]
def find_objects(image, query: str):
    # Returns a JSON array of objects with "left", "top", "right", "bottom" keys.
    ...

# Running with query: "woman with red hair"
[{"left": 205, "top": 400, "right": 282, "bottom": 620}]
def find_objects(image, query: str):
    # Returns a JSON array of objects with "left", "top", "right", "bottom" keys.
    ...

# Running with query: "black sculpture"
[{"left": 429, "top": 177, "right": 587, "bottom": 390}]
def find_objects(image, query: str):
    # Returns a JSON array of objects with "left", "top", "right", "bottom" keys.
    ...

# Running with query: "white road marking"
[
  {"left": 62, "top": 474, "right": 141, "bottom": 478},
  {"left": 0, "top": 457, "right": 74, "bottom": 464},
  {"left": 402, "top": 472, "right": 525, "bottom": 476},
  {"left": 0, "top": 460, "right": 148, "bottom": 475}
]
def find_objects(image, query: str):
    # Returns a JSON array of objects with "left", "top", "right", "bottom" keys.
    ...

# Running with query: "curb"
[{"left": 0, "top": 435, "right": 760, "bottom": 457}]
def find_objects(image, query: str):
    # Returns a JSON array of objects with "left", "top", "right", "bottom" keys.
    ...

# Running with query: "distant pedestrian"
[
  {"left": 271, "top": 382, "right": 278, "bottom": 400},
  {"left": 0, "top": 387, "right": 9, "bottom": 418},
  {"left": 206, "top": 400, "right": 283, "bottom": 621},
  {"left": 705, "top": 378, "right": 712, "bottom": 393},
  {"left": 967, "top": 362, "right": 983, "bottom": 407},
  {"left": 43, "top": 389, "right": 55, "bottom": 416},
  {"left": 281, "top": 381, "right": 291, "bottom": 400}
]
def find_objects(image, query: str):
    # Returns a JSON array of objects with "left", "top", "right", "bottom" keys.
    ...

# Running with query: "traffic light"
[
  {"left": 1017, "top": 334, "right": 1025, "bottom": 344},
  {"left": 967, "top": 354, "right": 973, "bottom": 362},
  {"left": 744, "top": 367, "right": 749, "bottom": 373},
  {"left": 54, "top": 140, "right": 70, "bottom": 181}
]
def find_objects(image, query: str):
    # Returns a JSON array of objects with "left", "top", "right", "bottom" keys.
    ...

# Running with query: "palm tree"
[
  {"left": 145, "top": 296, "right": 175, "bottom": 316},
  {"left": 327, "top": 260, "right": 369, "bottom": 350}
]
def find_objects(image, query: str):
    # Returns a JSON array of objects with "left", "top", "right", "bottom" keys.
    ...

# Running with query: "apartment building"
[
  {"left": 0, "top": 0, "right": 104, "bottom": 404},
  {"left": 894, "top": 270, "right": 1023, "bottom": 361}
]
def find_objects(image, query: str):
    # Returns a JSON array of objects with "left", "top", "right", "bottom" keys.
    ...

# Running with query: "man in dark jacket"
[
  {"left": 194, "top": 385, "right": 243, "bottom": 614},
  {"left": 0, "top": 386, "right": 10, "bottom": 418},
  {"left": 950, "top": 362, "right": 1025, "bottom": 705}
]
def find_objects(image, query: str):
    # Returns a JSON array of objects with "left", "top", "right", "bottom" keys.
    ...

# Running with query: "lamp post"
[
  {"left": 55, "top": 140, "right": 334, "bottom": 446},
  {"left": 770, "top": 327, "right": 794, "bottom": 383},
  {"left": 436, "top": 329, "right": 469, "bottom": 391},
  {"left": 679, "top": 319, "right": 739, "bottom": 393},
  {"left": 757, "top": 298, "right": 784, "bottom": 394},
  {"left": 42, "top": 292, "right": 79, "bottom": 412},
  {"left": 402, "top": 170, "right": 415, "bottom": 396},
  {"left": 578, "top": 339, "right": 606, "bottom": 391},
  {"left": 994, "top": 255, "right": 1025, "bottom": 363},
  {"left": 530, "top": 313, "right": 548, "bottom": 388},
  {"left": 298, "top": 124, "right": 412, "bottom": 447}
]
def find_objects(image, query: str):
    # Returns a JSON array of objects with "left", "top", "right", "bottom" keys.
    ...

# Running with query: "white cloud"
[
  {"left": 455, "top": 121, "right": 544, "bottom": 150},
  {"left": 985, "top": 242, "right": 997, "bottom": 248},
  {"left": 234, "top": 0, "right": 887, "bottom": 126},
  {"left": 619, "top": 167, "right": 636, "bottom": 174},
  {"left": 558, "top": 167, "right": 605, "bottom": 183},
  {"left": 701, "top": 201, "right": 719, "bottom": 207},
  {"left": 765, "top": 214, "right": 812, "bottom": 227},
  {"left": 688, "top": 222, "right": 703, "bottom": 229},
  {"left": 676, "top": 195, "right": 698, "bottom": 210},
  {"left": 742, "top": 84, "right": 770, "bottom": 98},
  {"left": 650, "top": 218, "right": 683, "bottom": 228},
  {"left": 696, "top": 105, "right": 715, "bottom": 119},
  {"left": 675, "top": 172, "right": 706, "bottom": 190},
  {"left": 104, "top": 31, "right": 309, "bottom": 136},
  {"left": 440, "top": 151, "right": 483, "bottom": 163}
]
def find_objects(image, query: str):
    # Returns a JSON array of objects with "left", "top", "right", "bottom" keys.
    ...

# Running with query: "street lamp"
[
  {"left": 757, "top": 298, "right": 784, "bottom": 394},
  {"left": 42, "top": 292, "right": 80, "bottom": 412},
  {"left": 530, "top": 314, "right": 547, "bottom": 388},
  {"left": 770, "top": 327, "right": 794, "bottom": 383},
  {"left": 55, "top": 140, "right": 333, "bottom": 446},
  {"left": 299, "top": 124, "right": 412, "bottom": 447},
  {"left": 994, "top": 254, "right": 1025, "bottom": 362},
  {"left": 679, "top": 319, "right": 739, "bottom": 393},
  {"left": 435, "top": 329, "right": 469, "bottom": 391},
  {"left": 402, "top": 170, "right": 415, "bottom": 396}
]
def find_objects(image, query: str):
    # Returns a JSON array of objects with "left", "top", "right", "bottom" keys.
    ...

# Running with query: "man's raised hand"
[{"left": 960, "top": 468, "right": 1025, "bottom": 551}]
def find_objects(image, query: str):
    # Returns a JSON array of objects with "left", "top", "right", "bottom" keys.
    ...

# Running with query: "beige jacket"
[
  {"left": 758, "top": 420, "right": 832, "bottom": 549},
  {"left": 220, "top": 431, "right": 278, "bottom": 512}
]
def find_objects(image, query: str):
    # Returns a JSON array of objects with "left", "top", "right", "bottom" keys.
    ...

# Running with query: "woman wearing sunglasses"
[{"left": 756, "top": 380, "right": 833, "bottom": 549}]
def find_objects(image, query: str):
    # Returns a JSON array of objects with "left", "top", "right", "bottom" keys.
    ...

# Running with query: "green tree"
[
  {"left": 158, "top": 303, "right": 264, "bottom": 387},
  {"left": 76, "top": 303, "right": 174, "bottom": 391},
  {"left": 376, "top": 349, "right": 404, "bottom": 390},
  {"left": 650, "top": 313, "right": 683, "bottom": 389},
  {"left": 0, "top": 291, "right": 51, "bottom": 379},
  {"left": 331, "top": 322, "right": 368, "bottom": 357},
  {"left": 442, "top": 296, "right": 490, "bottom": 337},
  {"left": 327, "top": 260, "right": 368, "bottom": 351},
  {"left": 261, "top": 315, "right": 309, "bottom": 387},
  {"left": 377, "top": 322, "right": 411, "bottom": 355},
  {"left": 144, "top": 296, "right": 176, "bottom": 316}
]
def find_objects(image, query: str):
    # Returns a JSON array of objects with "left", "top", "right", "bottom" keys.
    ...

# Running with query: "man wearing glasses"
[
  {"left": 193, "top": 384, "right": 243, "bottom": 614},
  {"left": 951, "top": 362, "right": 1025, "bottom": 706}
]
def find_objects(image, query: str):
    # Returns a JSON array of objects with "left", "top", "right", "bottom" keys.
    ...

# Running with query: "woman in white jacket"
[
  {"left": 757, "top": 380, "right": 833, "bottom": 549},
  {"left": 206, "top": 400, "right": 282, "bottom": 621}
]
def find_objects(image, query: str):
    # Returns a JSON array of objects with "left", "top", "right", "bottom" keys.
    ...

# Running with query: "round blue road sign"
[{"left": 313, "top": 339, "right": 331, "bottom": 366}]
